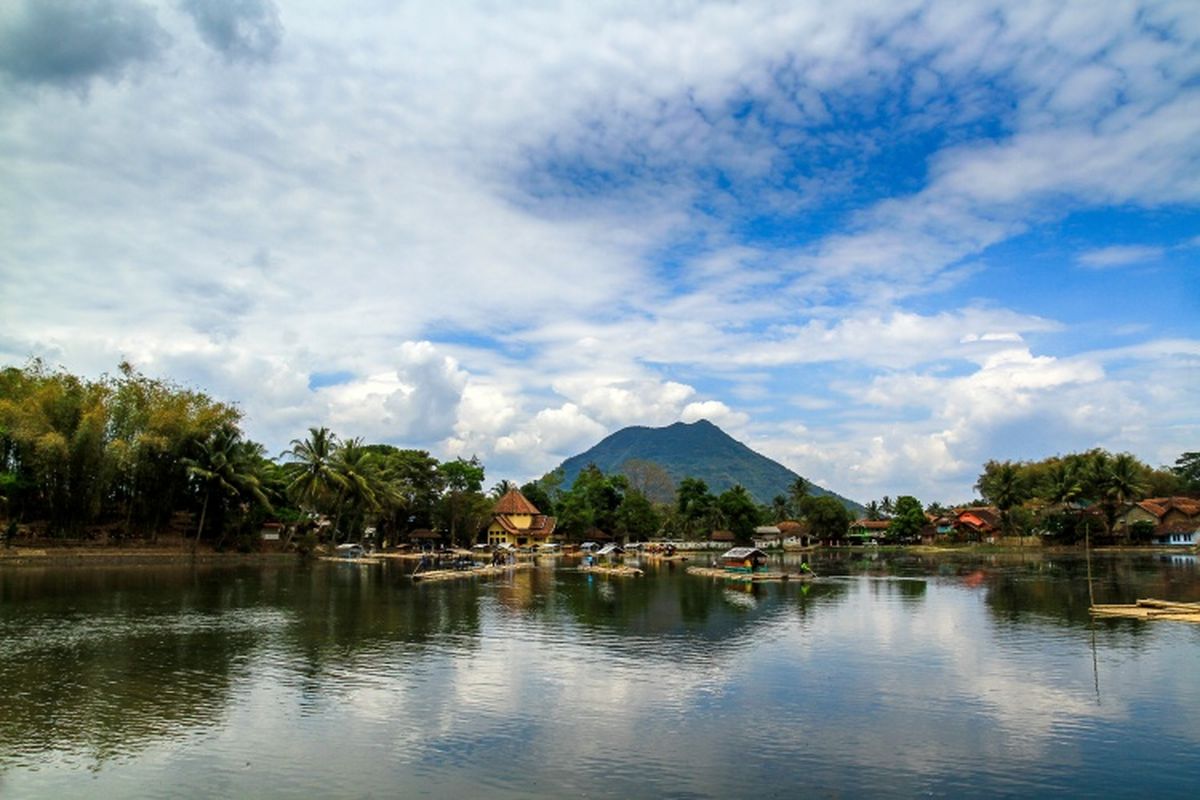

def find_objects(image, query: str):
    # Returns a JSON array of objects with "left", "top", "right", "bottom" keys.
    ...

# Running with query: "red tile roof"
[{"left": 493, "top": 489, "right": 541, "bottom": 515}]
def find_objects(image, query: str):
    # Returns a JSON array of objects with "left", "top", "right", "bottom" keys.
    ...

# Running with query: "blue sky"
[{"left": 0, "top": 0, "right": 1196, "bottom": 504}]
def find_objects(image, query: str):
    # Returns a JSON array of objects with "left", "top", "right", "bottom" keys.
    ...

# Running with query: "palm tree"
[
  {"left": 491, "top": 479, "right": 517, "bottom": 498},
  {"left": 771, "top": 494, "right": 790, "bottom": 522},
  {"left": 1100, "top": 453, "right": 1149, "bottom": 542},
  {"left": 330, "top": 437, "right": 382, "bottom": 543},
  {"left": 880, "top": 496, "right": 894, "bottom": 517},
  {"left": 1042, "top": 462, "right": 1083, "bottom": 507},
  {"left": 976, "top": 460, "right": 1030, "bottom": 541},
  {"left": 281, "top": 427, "right": 348, "bottom": 521},
  {"left": 184, "top": 425, "right": 271, "bottom": 551},
  {"left": 864, "top": 500, "right": 882, "bottom": 521}
]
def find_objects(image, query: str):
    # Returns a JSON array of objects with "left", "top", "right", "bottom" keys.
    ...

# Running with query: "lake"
[{"left": 2, "top": 551, "right": 1198, "bottom": 798}]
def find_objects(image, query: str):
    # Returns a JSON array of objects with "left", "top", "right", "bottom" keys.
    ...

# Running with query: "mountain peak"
[{"left": 550, "top": 420, "right": 861, "bottom": 513}]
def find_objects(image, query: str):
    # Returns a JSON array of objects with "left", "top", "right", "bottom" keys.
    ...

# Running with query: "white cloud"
[
  {"left": 1077, "top": 244, "right": 1165, "bottom": 268},
  {"left": 0, "top": 0, "right": 1195, "bottom": 501}
]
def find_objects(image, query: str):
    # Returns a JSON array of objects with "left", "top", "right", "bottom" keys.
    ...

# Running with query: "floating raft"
[
  {"left": 641, "top": 553, "right": 689, "bottom": 562},
  {"left": 686, "top": 566, "right": 814, "bottom": 583},
  {"left": 412, "top": 562, "right": 532, "bottom": 582},
  {"left": 580, "top": 564, "right": 644, "bottom": 576},
  {"left": 1091, "top": 598, "right": 1200, "bottom": 623},
  {"left": 318, "top": 556, "right": 383, "bottom": 565}
]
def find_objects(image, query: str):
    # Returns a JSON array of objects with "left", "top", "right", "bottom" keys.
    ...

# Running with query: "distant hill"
[{"left": 551, "top": 419, "right": 863, "bottom": 514}]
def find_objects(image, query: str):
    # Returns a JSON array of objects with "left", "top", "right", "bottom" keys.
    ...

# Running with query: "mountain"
[{"left": 551, "top": 419, "right": 863, "bottom": 514}]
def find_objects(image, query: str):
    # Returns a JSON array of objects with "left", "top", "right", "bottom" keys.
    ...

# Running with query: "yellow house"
[{"left": 486, "top": 489, "right": 557, "bottom": 548}]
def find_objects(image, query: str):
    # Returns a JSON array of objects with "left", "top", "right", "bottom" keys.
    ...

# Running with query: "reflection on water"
[{"left": 1, "top": 553, "right": 1198, "bottom": 798}]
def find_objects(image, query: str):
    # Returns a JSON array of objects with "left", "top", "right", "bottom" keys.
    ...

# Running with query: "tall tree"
[
  {"left": 800, "top": 495, "right": 851, "bottom": 541},
  {"left": 717, "top": 484, "right": 760, "bottom": 544},
  {"left": 184, "top": 425, "right": 271, "bottom": 550},
  {"left": 976, "top": 460, "right": 1031, "bottom": 539},
  {"left": 282, "top": 427, "right": 348, "bottom": 520},
  {"left": 437, "top": 456, "right": 486, "bottom": 547},
  {"left": 888, "top": 495, "right": 925, "bottom": 543},
  {"left": 1171, "top": 452, "right": 1200, "bottom": 494}
]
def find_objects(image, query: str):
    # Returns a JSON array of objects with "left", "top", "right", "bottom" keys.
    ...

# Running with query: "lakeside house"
[
  {"left": 1115, "top": 497, "right": 1200, "bottom": 546},
  {"left": 848, "top": 519, "right": 890, "bottom": 544},
  {"left": 955, "top": 507, "right": 1001, "bottom": 541},
  {"left": 753, "top": 525, "right": 783, "bottom": 548},
  {"left": 486, "top": 489, "right": 557, "bottom": 549}
]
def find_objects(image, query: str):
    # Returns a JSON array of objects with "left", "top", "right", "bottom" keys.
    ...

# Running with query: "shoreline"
[{"left": 0, "top": 542, "right": 1194, "bottom": 567}]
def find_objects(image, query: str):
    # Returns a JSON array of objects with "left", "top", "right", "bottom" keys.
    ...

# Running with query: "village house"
[
  {"left": 1115, "top": 497, "right": 1200, "bottom": 546},
  {"left": 485, "top": 489, "right": 557, "bottom": 549},
  {"left": 954, "top": 507, "right": 1001, "bottom": 541},
  {"left": 753, "top": 524, "right": 783, "bottom": 548},
  {"left": 848, "top": 519, "right": 890, "bottom": 544}
]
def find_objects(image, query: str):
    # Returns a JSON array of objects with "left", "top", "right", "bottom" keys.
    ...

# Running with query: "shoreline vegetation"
[{"left": 2, "top": 361, "right": 1197, "bottom": 558}]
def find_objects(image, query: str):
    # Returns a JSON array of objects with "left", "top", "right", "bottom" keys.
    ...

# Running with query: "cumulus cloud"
[
  {"left": 0, "top": 0, "right": 1195, "bottom": 500},
  {"left": 0, "top": 0, "right": 168, "bottom": 89}
]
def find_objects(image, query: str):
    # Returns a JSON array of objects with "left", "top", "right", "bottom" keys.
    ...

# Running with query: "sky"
[{"left": 1, "top": 0, "right": 1197, "bottom": 505}]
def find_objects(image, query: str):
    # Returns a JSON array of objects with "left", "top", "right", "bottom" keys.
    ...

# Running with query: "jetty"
[
  {"left": 686, "top": 566, "right": 813, "bottom": 583},
  {"left": 412, "top": 561, "right": 532, "bottom": 582},
  {"left": 1090, "top": 598, "right": 1200, "bottom": 622}
]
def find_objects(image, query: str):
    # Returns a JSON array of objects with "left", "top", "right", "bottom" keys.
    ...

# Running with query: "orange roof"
[
  {"left": 494, "top": 489, "right": 541, "bottom": 515},
  {"left": 493, "top": 513, "right": 557, "bottom": 537}
]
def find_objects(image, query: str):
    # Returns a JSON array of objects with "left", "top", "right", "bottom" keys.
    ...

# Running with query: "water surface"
[{"left": 2, "top": 552, "right": 1198, "bottom": 797}]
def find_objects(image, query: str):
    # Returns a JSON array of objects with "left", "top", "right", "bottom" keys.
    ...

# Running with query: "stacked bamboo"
[
  {"left": 580, "top": 564, "right": 643, "bottom": 576},
  {"left": 411, "top": 562, "right": 532, "bottom": 582},
  {"left": 1090, "top": 598, "right": 1200, "bottom": 622},
  {"left": 685, "top": 566, "right": 814, "bottom": 583}
]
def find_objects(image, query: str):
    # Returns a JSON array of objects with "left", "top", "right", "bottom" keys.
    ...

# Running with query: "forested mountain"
[{"left": 552, "top": 419, "right": 863, "bottom": 513}]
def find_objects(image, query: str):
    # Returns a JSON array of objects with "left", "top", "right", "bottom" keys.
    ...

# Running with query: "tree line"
[
  {"left": 5, "top": 361, "right": 1193, "bottom": 549},
  {"left": 0, "top": 361, "right": 496, "bottom": 550}
]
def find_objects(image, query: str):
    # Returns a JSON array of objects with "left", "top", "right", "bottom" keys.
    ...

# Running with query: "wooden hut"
[{"left": 720, "top": 547, "right": 768, "bottom": 573}]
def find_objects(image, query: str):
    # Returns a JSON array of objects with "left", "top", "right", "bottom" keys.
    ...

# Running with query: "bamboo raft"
[
  {"left": 641, "top": 553, "right": 689, "bottom": 562},
  {"left": 1090, "top": 598, "right": 1200, "bottom": 623},
  {"left": 318, "top": 556, "right": 383, "bottom": 565},
  {"left": 686, "top": 566, "right": 815, "bottom": 583},
  {"left": 411, "top": 562, "right": 532, "bottom": 582},
  {"left": 579, "top": 564, "right": 644, "bottom": 577}
]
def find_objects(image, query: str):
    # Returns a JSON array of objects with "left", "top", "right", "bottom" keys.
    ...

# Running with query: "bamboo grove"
[{"left": 0, "top": 361, "right": 491, "bottom": 549}]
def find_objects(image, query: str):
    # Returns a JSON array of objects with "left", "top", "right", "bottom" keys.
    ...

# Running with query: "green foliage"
[
  {"left": 435, "top": 456, "right": 487, "bottom": 546},
  {"left": 887, "top": 495, "right": 925, "bottom": 542},
  {"left": 519, "top": 481, "right": 554, "bottom": 516},
  {"left": 1129, "top": 519, "right": 1156, "bottom": 544},
  {"left": 976, "top": 460, "right": 1032, "bottom": 536},
  {"left": 717, "top": 484, "right": 760, "bottom": 544},
  {"left": 0, "top": 361, "right": 240, "bottom": 539},
  {"left": 1170, "top": 452, "right": 1200, "bottom": 494},
  {"left": 800, "top": 495, "right": 851, "bottom": 541}
]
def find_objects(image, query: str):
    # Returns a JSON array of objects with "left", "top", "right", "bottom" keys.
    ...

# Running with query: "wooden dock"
[
  {"left": 411, "top": 562, "right": 532, "bottom": 582},
  {"left": 686, "top": 566, "right": 814, "bottom": 583},
  {"left": 1091, "top": 598, "right": 1200, "bottom": 622}
]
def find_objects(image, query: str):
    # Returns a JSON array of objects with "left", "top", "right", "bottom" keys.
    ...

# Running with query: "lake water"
[{"left": 1, "top": 551, "right": 1198, "bottom": 798}]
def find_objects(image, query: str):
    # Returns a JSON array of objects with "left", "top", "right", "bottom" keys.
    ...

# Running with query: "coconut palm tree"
[
  {"left": 1042, "top": 462, "right": 1083, "bottom": 507},
  {"left": 976, "top": 460, "right": 1030, "bottom": 541},
  {"left": 184, "top": 425, "right": 271, "bottom": 550},
  {"left": 491, "top": 479, "right": 517, "bottom": 498},
  {"left": 282, "top": 427, "right": 348, "bottom": 519},
  {"left": 1100, "top": 452, "right": 1149, "bottom": 542},
  {"left": 329, "top": 437, "right": 383, "bottom": 543}
]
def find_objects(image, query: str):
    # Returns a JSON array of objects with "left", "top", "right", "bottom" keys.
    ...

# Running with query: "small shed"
[
  {"left": 596, "top": 543, "right": 625, "bottom": 558},
  {"left": 721, "top": 547, "right": 768, "bottom": 572}
]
